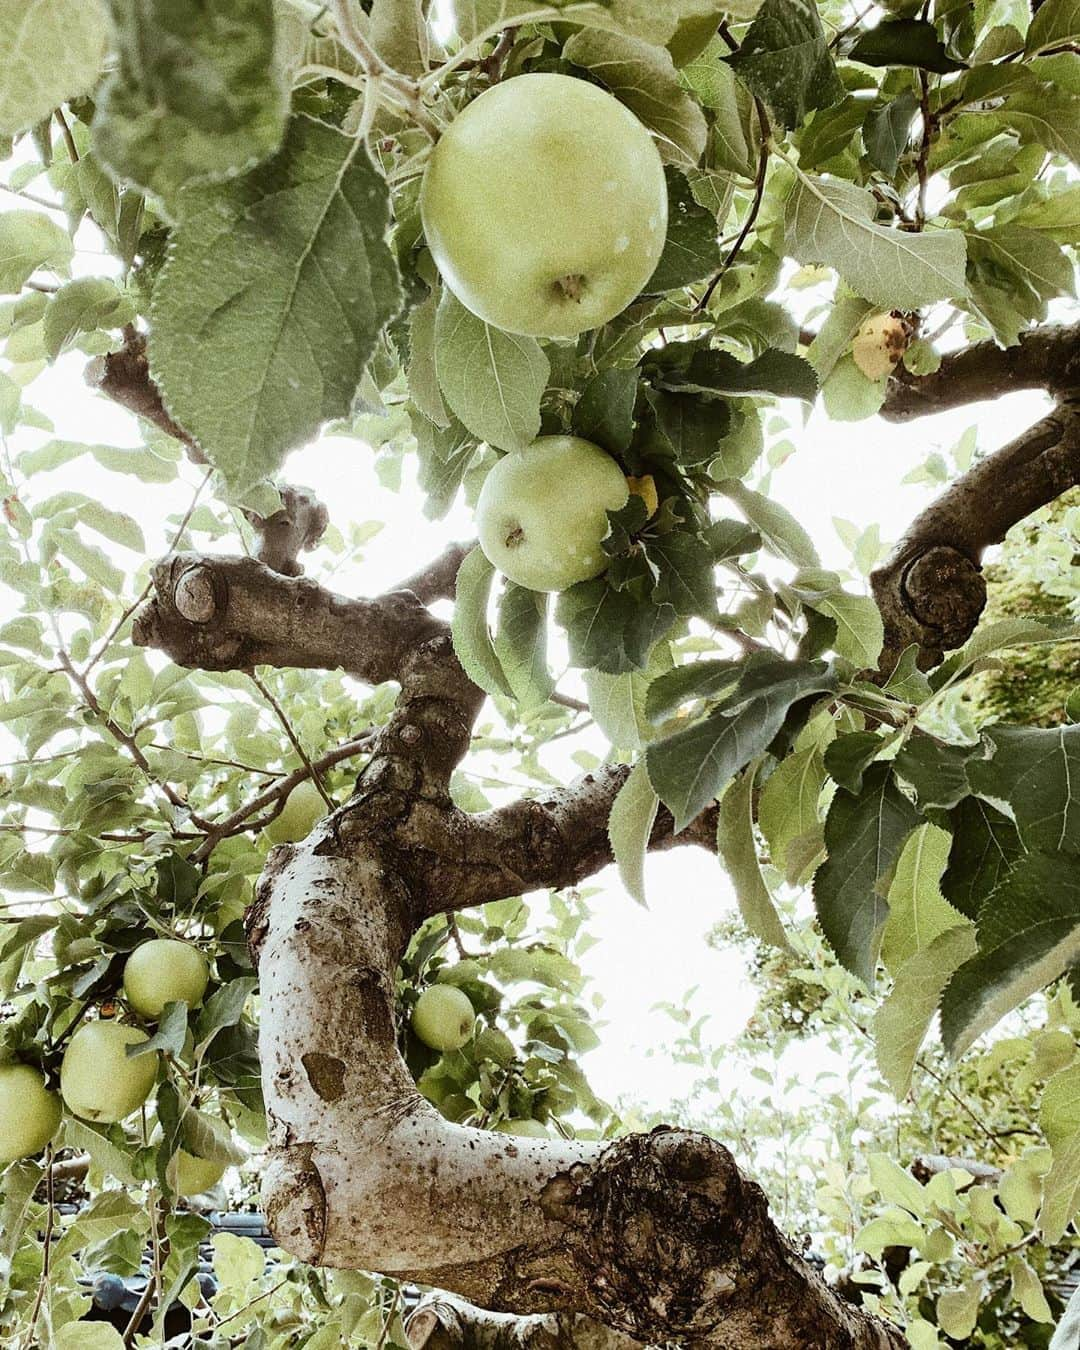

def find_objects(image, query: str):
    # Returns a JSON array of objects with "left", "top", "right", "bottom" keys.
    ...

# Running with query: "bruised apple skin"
[
  {"left": 60, "top": 1021, "right": 158, "bottom": 1124},
  {"left": 0, "top": 1063, "right": 62, "bottom": 1163},
  {"left": 420, "top": 74, "right": 668, "bottom": 338},
  {"left": 852, "top": 312, "right": 909, "bottom": 381},
  {"left": 476, "top": 436, "right": 630, "bottom": 593},
  {"left": 123, "top": 938, "right": 210, "bottom": 1019},
  {"left": 411, "top": 984, "right": 476, "bottom": 1053}
]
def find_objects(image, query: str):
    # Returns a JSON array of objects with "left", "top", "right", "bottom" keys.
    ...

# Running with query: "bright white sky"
[{"left": 0, "top": 162, "right": 1057, "bottom": 1127}]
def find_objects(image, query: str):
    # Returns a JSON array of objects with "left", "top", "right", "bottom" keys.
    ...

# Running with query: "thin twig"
[
  {"left": 22, "top": 1143, "right": 55, "bottom": 1350},
  {"left": 695, "top": 102, "right": 771, "bottom": 313},
  {"left": 54, "top": 108, "right": 79, "bottom": 163},
  {"left": 249, "top": 672, "right": 334, "bottom": 809}
]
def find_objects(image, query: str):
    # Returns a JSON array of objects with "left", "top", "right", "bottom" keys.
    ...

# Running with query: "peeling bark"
[
  {"left": 133, "top": 550, "right": 908, "bottom": 1348},
  {"left": 871, "top": 402, "right": 1080, "bottom": 669}
]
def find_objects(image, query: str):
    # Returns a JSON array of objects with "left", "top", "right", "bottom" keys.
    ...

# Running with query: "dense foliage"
[{"left": 0, "top": 0, "right": 1078, "bottom": 1346}]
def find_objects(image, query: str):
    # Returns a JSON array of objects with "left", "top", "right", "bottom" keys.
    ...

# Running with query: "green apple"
[
  {"left": 60, "top": 1022, "right": 158, "bottom": 1124},
  {"left": 123, "top": 939, "right": 210, "bottom": 1020},
  {"left": 476, "top": 436, "right": 629, "bottom": 592},
  {"left": 411, "top": 985, "right": 476, "bottom": 1053},
  {"left": 420, "top": 73, "right": 667, "bottom": 337},
  {"left": 264, "top": 779, "right": 325, "bottom": 845},
  {"left": 494, "top": 1118, "right": 549, "bottom": 1138},
  {"left": 0, "top": 1063, "right": 62, "bottom": 1164},
  {"left": 167, "top": 1148, "right": 228, "bottom": 1196},
  {"left": 852, "top": 312, "right": 908, "bottom": 381}
]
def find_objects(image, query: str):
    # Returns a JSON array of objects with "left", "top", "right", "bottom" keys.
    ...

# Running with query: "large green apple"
[
  {"left": 264, "top": 779, "right": 325, "bottom": 844},
  {"left": 420, "top": 73, "right": 667, "bottom": 337},
  {"left": 476, "top": 436, "right": 629, "bottom": 592},
  {"left": 123, "top": 939, "right": 210, "bottom": 1020},
  {"left": 411, "top": 985, "right": 476, "bottom": 1053},
  {"left": 60, "top": 1022, "right": 158, "bottom": 1123},
  {"left": 0, "top": 1063, "right": 62, "bottom": 1163}
]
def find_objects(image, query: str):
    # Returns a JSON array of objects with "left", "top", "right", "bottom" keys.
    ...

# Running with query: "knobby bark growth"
[{"left": 109, "top": 318, "right": 1079, "bottom": 1347}]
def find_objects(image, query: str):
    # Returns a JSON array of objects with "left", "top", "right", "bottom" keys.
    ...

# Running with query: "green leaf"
[
  {"left": 967, "top": 723, "right": 1080, "bottom": 854},
  {"left": 942, "top": 852, "right": 1080, "bottom": 1057},
  {"left": 823, "top": 730, "right": 887, "bottom": 795},
  {"left": 450, "top": 547, "right": 514, "bottom": 699},
  {"left": 648, "top": 168, "right": 721, "bottom": 291},
  {"left": 719, "top": 479, "right": 820, "bottom": 567},
  {"left": 1042, "top": 1062, "right": 1080, "bottom": 1242},
  {"left": 814, "top": 763, "right": 922, "bottom": 984},
  {"left": 1027, "top": 0, "right": 1080, "bottom": 54},
  {"left": 434, "top": 289, "right": 548, "bottom": 453},
  {"left": 791, "top": 567, "right": 883, "bottom": 667},
  {"left": 0, "top": 211, "right": 73, "bottom": 294},
  {"left": 998, "top": 88, "right": 1080, "bottom": 166},
  {"left": 717, "top": 760, "right": 789, "bottom": 949},
  {"left": 940, "top": 796, "right": 1024, "bottom": 921},
  {"left": 406, "top": 288, "right": 449, "bottom": 428},
  {"left": 212, "top": 1231, "right": 266, "bottom": 1289},
  {"left": 586, "top": 643, "right": 673, "bottom": 750},
  {"left": 649, "top": 390, "right": 732, "bottom": 465},
  {"left": 42, "top": 278, "right": 132, "bottom": 360},
  {"left": 880, "top": 823, "right": 966, "bottom": 973},
  {"left": 494, "top": 583, "right": 553, "bottom": 708},
  {"left": 849, "top": 18, "right": 965, "bottom": 73},
  {"left": 0, "top": 0, "right": 108, "bottom": 136},
  {"left": 726, "top": 0, "right": 844, "bottom": 129},
  {"left": 557, "top": 578, "right": 676, "bottom": 675},
  {"left": 564, "top": 28, "right": 708, "bottom": 167},
  {"left": 681, "top": 40, "right": 756, "bottom": 176},
  {"left": 875, "top": 922, "right": 978, "bottom": 1096},
  {"left": 192, "top": 976, "right": 257, "bottom": 1049},
  {"left": 650, "top": 346, "right": 818, "bottom": 402},
  {"left": 149, "top": 115, "right": 403, "bottom": 492},
  {"left": 572, "top": 367, "right": 638, "bottom": 455},
  {"left": 180, "top": 1106, "right": 246, "bottom": 1165},
  {"left": 647, "top": 655, "right": 836, "bottom": 829},
  {"left": 893, "top": 737, "right": 974, "bottom": 811},
  {"left": 864, "top": 91, "right": 919, "bottom": 177},
  {"left": 369, "top": 0, "right": 434, "bottom": 77},
  {"left": 55, "top": 1326, "right": 126, "bottom": 1350},
  {"left": 94, "top": 0, "right": 287, "bottom": 209},
  {"left": 646, "top": 528, "right": 719, "bottom": 620},
  {"left": 127, "top": 999, "right": 189, "bottom": 1057},
  {"left": 608, "top": 760, "right": 659, "bottom": 906},
  {"left": 786, "top": 173, "right": 967, "bottom": 310},
  {"left": 645, "top": 657, "right": 743, "bottom": 724},
  {"left": 758, "top": 746, "right": 826, "bottom": 881},
  {"left": 1052, "top": 1283, "right": 1080, "bottom": 1350}
]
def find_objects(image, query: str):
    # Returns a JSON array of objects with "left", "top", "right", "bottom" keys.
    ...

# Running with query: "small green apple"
[
  {"left": 494, "top": 1118, "right": 549, "bottom": 1138},
  {"left": 264, "top": 779, "right": 325, "bottom": 845},
  {"left": 60, "top": 1022, "right": 158, "bottom": 1124},
  {"left": 411, "top": 985, "right": 476, "bottom": 1053},
  {"left": 167, "top": 1148, "right": 227, "bottom": 1196},
  {"left": 0, "top": 1063, "right": 62, "bottom": 1164},
  {"left": 421, "top": 73, "right": 667, "bottom": 337},
  {"left": 476, "top": 436, "right": 629, "bottom": 592},
  {"left": 123, "top": 939, "right": 209, "bottom": 1020}
]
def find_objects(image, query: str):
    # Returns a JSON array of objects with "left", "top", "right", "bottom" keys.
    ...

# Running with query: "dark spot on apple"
[
  {"left": 553, "top": 273, "right": 586, "bottom": 303},
  {"left": 504, "top": 524, "right": 525, "bottom": 549}
]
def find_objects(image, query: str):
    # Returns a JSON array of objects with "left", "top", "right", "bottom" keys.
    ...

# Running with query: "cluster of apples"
[
  {"left": 0, "top": 939, "right": 233, "bottom": 1194},
  {"left": 421, "top": 74, "right": 669, "bottom": 595}
]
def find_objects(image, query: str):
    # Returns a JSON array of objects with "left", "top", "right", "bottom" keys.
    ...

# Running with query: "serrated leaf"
[
  {"left": 1027, "top": 0, "right": 1080, "bottom": 53},
  {"left": 42, "top": 277, "right": 132, "bottom": 360},
  {"left": 180, "top": 1106, "right": 246, "bottom": 1165},
  {"left": 968, "top": 724, "right": 1080, "bottom": 854},
  {"left": 557, "top": 578, "right": 676, "bottom": 675},
  {"left": 787, "top": 173, "right": 967, "bottom": 310},
  {"left": 0, "top": 211, "right": 74, "bottom": 294},
  {"left": 880, "top": 823, "right": 967, "bottom": 974},
  {"left": 193, "top": 975, "right": 257, "bottom": 1048},
  {"left": 564, "top": 28, "right": 708, "bottom": 167},
  {"left": 609, "top": 761, "right": 659, "bottom": 906},
  {"left": 940, "top": 796, "right": 1024, "bottom": 921},
  {"left": 864, "top": 91, "right": 919, "bottom": 176},
  {"left": 1040, "top": 1062, "right": 1080, "bottom": 1242},
  {"left": 651, "top": 346, "right": 818, "bottom": 402},
  {"left": 586, "top": 643, "right": 672, "bottom": 751},
  {"left": 150, "top": 115, "right": 402, "bottom": 491},
  {"left": 572, "top": 367, "right": 638, "bottom": 455},
  {"left": 791, "top": 567, "right": 883, "bottom": 667},
  {"left": 647, "top": 656, "right": 835, "bottom": 829},
  {"left": 681, "top": 40, "right": 756, "bottom": 175},
  {"left": 726, "top": 0, "right": 843, "bottom": 129},
  {"left": 93, "top": 0, "right": 287, "bottom": 209},
  {"left": 434, "top": 289, "right": 548, "bottom": 453},
  {"left": 814, "top": 763, "right": 922, "bottom": 984},
  {"left": 450, "top": 547, "right": 514, "bottom": 699},
  {"left": 127, "top": 999, "right": 189, "bottom": 1057},
  {"left": 758, "top": 746, "right": 826, "bottom": 880},
  {"left": 849, "top": 18, "right": 965, "bottom": 73},
  {"left": 941, "top": 851, "right": 1080, "bottom": 1057},
  {"left": 717, "top": 760, "right": 789, "bottom": 949},
  {"left": 646, "top": 528, "right": 719, "bottom": 619},
  {"left": 0, "top": 0, "right": 108, "bottom": 136},
  {"left": 645, "top": 657, "right": 743, "bottom": 724},
  {"left": 649, "top": 389, "right": 732, "bottom": 465},
  {"left": 494, "top": 583, "right": 553, "bottom": 708},
  {"left": 719, "top": 479, "right": 820, "bottom": 567},
  {"left": 648, "top": 168, "right": 721, "bottom": 291}
]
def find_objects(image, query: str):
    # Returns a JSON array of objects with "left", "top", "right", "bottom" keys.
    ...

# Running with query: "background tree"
[{"left": 0, "top": 1, "right": 1078, "bottom": 1347}]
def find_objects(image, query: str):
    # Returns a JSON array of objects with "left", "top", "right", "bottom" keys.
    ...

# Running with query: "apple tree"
[{"left": 0, "top": 0, "right": 1079, "bottom": 1347}]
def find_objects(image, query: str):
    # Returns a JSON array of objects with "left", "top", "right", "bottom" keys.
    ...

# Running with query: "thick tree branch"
[
  {"left": 407, "top": 1294, "right": 644, "bottom": 1348},
  {"left": 871, "top": 402, "right": 1080, "bottom": 668},
  {"left": 881, "top": 321, "right": 1080, "bottom": 421},
  {"left": 135, "top": 547, "right": 903, "bottom": 1348}
]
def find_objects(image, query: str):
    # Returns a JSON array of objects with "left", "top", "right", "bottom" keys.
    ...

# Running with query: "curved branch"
[
  {"left": 871, "top": 402, "right": 1080, "bottom": 669},
  {"left": 881, "top": 321, "right": 1080, "bottom": 421},
  {"left": 406, "top": 1294, "right": 643, "bottom": 1348}
]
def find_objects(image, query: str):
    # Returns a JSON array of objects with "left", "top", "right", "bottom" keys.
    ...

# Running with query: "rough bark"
[
  {"left": 871, "top": 401, "right": 1080, "bottom": 670},
  {"left": 881, "top": 321, "right": 1080, "bottom": 421},
  {"left": 133, "top": 551, "right": 908, "bottom": 1350},
  {"left": 407, "top": 1295, "right": 644, "bottom": 1349}
]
